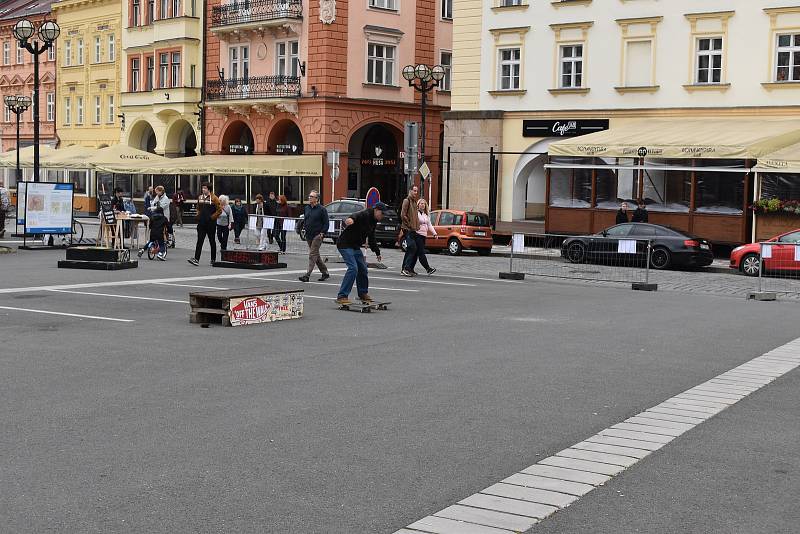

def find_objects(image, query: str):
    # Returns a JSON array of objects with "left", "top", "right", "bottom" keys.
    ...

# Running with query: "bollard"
[{"left": 632, "top": 239, "right": 658, "bottom": 291}]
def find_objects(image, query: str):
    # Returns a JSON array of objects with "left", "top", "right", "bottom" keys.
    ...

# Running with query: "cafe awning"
[
  {"left": 548, "top": 119, "right": 800, "bottom": 160},
  {"left": 0, "top": 145, "right": 57, "bottom": 168},
  {"left": 754, "top": 142, "right": 800, "bottom": 173},
  {"left": 94, "top": 153, "right": 323, "bottom": 176}
]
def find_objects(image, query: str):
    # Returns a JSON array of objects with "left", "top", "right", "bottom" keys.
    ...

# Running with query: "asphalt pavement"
[{"left": 1, "top": 224, "right": 799, "bottom": 533}]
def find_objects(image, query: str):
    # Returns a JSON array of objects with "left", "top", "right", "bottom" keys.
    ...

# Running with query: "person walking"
[
  {"left": 616, "top": 202, "right": 630, "bottom": 224},
  {"left": 232, "top": 198, "right": 248, "bottom": 244},
  {"left": 415, "top": 198, "right": 437, "bottom": 275},
  {"left": 298, "top": 189, "right": 330, "bottom": 283},
  {"left": 216, "top": 195, "right": 234, "bottom": 251},
  {"left": 632, "top": 199, "right": 649, "bottom": 223},
  {"left": 400, "top": 185, "right": 420, "bottom": 276},
  {"left": 275, "top": 194, "right": 289, "bottom": 253},
  {"left": 0, "top": 178, "right": 11, "bottom": 238},
  {"left": 335, "top": 203, "right": 386, "bottom": 305},
  {"left": 143, "top": 185, "right": 154, "bottom": 214},
  {"left": 172, "top": 189, "right": 186, "bottom": 227},
  {"left": 254, "top": 194, "right": 271, "bottom": 251},
  {"left": 188, "top": 183, "right": 221, "bottom": 266},
  {"left": 149, "top": 186, "right": 173, "bottom": 247},
  {"left": 265, "top": 191, "right": 278, "bottom": 248}
]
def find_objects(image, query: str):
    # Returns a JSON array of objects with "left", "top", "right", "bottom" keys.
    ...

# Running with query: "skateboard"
[{"left": 337, "top": 301, "right": 391, "bottom": 313}]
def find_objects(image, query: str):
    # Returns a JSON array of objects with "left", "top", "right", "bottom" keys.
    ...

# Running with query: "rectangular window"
[
  {"left": 441, "top": 0, "right": 452, "bottom": 19},
  {"left": 498, "top": 47, "right": 521, "bottom": 90},
  {"left": 369, "top": 0, "right": 397, "bottom": 10},
  {"left": 696, "top": 37, "right": 723, "bottom": 84},
  {"left": 775, "top": 34, "right": 800, "bottom": 82},
  {"left": 190, "top": 64, "right": 196, "bottom": 87},
  {"left": 366, "top": 43, "right": 395, "bottom": 85},
  {"left": 146, "top": 55, "right": 154, "bottom": 90},
  {"left": 3, "top": 42, "right": 9, "bottom": 65},
  {"left": 276, "top": 41, "right": 298, "bottom": 77},
  {"left": 159, "top": 52, "right": 168, "bottom": 88},
  {"left": 64, "top": 40, "right": 71, "bottom": 66},
  {"left": 549, "top": 165, "right": 592, "bottom": 208},
  {"left": 624, "top": 40, "right": 652, "bottom": 87},
  {"left": 16, "top": 42, "right": 23, "bottom": 64},
  {"left": 77, "top": 39, "right": 83, "bottom": 65},
  {"left": 95, "top": 36, "right": 101, "bottom": 63},
  {"left": 559, "top": 44, "right": 583, "bottom": 88},
  {"left": 77, "top": 96, "right": 84, "bottom": 124},
  {"left": 107, "top": 95, "right": 115, "bottom": 123},
  {"left": 132, "top": 0, "right": 141, "bottom": 25},
  {"left": 500, "top": 0, "right": 522, "bottom": 6},
  {"left": 94, "top": 96, "right": 101, "bottom": 123},
  {"left": 160, "top": 0, "right": 169, "bottom": 18},
  {"left": 229, "top": 46, "right": 239, "bottom": 79},
  {"left": 147, "top": 0, "right": 155, "bottom": 23},
  {"left": 171, "top": 52, "right": 181, "bottom": 87},
  {"left": 46, "top": 92, "right": 54, "bottom": 122},
  {"left": 108, "top": 35, "right": 115, "bottom": 61},
  {"left": 4, "top": 106, "right": 10, "bottom": 123},
  {"left": 172, "top": 0, "right": 180, "bottom": 17},
  {"left": 48, "top": 43, "right": 55, "bottom": 61},
  {"left": 439, "top": 50, "right": 452, "bottom": 91},
  {"left": 64, "top": 97, "right": 71, "bottom": 125},
  {"left": 131, "top": 57, "right": 141, "bottom": 91}
]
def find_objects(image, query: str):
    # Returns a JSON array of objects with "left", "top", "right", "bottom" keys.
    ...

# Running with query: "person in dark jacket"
[
  {"left": 265, "top": 191, "right": 278, "bottom": 246},
  {"left": 275, "top": 194, "right": 289, "bottom": 253},
  {"left": 231, "top": 198, "right": 248, "bottom": 244},
  {"left": 632, "top": 199, "right": 648, "bottom": 223},
  {"left": 188, "top": 183, "right": 221, "bottom": 266},
  {"left": 335, "top": 203, "right": 385, "bottom": 305},
  {"left": 616, "top": 202, "right": 630, "bottom": 224},
  {"left": 299, "top": 189, "right": 330, "bottom": 282},
  {"left": 138, "top": 212, "right": 169, "bottom": 261}
]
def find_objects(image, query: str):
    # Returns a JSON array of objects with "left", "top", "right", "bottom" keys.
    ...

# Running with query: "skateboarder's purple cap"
[{"left": 373, "top": 202, "right": 387, "bottom": 211}]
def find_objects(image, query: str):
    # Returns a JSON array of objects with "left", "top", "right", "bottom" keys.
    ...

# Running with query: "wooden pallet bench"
[{"left": 189, "top": 287, "right": 303, "bottom": 326}]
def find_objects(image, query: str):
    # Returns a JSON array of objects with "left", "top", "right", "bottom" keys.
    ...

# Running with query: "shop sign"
[
  {"left": 523, "top": 119, "right": 609, "bottom": 138},
  {"left": 228, "top": 292, "right": 303, "bottom": 326},
  {"left": 276, "top": 143, "right": 301, "bottom": 155},
  {"left": 362, "top": 145, "right": 397, "bottom": 167},
  {"left": 229, "top": 144, "right": 251, "bottom": 154}
]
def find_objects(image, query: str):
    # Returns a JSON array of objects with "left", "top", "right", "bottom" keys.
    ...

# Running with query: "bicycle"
[{"left": 137, "top": 227, "right": 170, "bottom": 261}]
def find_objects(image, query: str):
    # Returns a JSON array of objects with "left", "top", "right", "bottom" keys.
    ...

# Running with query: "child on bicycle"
[{"left": 138, "top": 206, "right": 170, "bottom": 261}]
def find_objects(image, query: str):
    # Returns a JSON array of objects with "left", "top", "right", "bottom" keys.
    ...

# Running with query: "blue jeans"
[
  {"left": 337, "top": 248, "right": 369, "bottom": 298},
  {"left": 402, "top": 231, "right": 418, "bottom": 271}
]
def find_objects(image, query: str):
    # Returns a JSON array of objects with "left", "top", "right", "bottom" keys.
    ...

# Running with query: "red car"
[{"left": 730, "top": 228, "right": 800, "bottom": 276}]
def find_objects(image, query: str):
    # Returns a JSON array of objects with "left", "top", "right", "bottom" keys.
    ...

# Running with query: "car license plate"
[
  {"left": 700, "top": 244, "right": 710, "bottom": 250},
  {"left": 384, "top": 226, "right": 396, "bottom": 231},
  {"left": 474, "top": 231, "right": 486, "bottom": 237}
]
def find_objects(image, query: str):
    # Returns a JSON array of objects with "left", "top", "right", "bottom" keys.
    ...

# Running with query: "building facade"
[
  {"left": 446, "top": 0, "right": 800, "bottom": 244},
  {"left": 52, "top": 0, "right": 121, "bottom": 149},
  {"left": 0, "top": 0, "right": 58, "bottom": 162},
  {"left": 203, "top": 0, "right": 452, "bottom": 207},
  {"left": 120, "top": 0, "right": 203, "bottom": 158}
]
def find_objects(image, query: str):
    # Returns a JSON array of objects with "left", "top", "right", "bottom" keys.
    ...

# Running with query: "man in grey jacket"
[{"left": 299, "top": 190, "right": 331, "bottom": 282}]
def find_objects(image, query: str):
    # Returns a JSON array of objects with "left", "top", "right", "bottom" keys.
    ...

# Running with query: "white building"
[{"left": 445, "top": 0, "right": 800, "bottom": 244}]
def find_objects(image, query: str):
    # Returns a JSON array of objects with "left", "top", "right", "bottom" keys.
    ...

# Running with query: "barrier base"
[
  {"left": 58, "top": 259, "right": 138, "bottom": 270},
  {"left": 499, "top": 272, "right": 525, "bottom": 280},
  {"left": 212, "top": 261, "right": 287, "bottom": 270},
  {"left": 747, "top": 291, "right": 777, "bottom": 301},
  {"left": 632, "top": 282, "right": 658, "bottom": 291}
]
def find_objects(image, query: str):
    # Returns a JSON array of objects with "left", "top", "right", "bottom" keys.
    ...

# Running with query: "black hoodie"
[{"left": 336, "top": 209, "right": 380, "bottom": 256}]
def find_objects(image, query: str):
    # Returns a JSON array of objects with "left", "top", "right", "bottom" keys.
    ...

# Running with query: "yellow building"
[
  {"left": 52, "top": 0, "right": 121, "bottom": 148},
  {"left": 119, "top": 0, "right": 202, "bottom": 158}
]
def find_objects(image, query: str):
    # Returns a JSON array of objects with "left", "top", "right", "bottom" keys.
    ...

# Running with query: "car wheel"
[
  {"left": 447, "top": 238, "right": 462, "bottom": 256},
  {"left": 740, "top": 253, "right": 761, "bottom": 277},
  {"left": 650, "top": 247, "right": 672, "bottom": 270},
  {"left": 476, "top": 248, "right": 491, "bottom": 256},
  {"left": 565, "top": 242, "right": 586, "bottom": 263}
]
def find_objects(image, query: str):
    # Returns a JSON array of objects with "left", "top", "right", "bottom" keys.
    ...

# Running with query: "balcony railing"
[
  {"left": 206, "top": 75, "right": 301, "bottom": 101},
  {"left": 211, "top": 0, "right": 302, "bottom": 28}
]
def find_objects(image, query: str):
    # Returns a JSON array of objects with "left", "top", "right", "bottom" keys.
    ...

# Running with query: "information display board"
[
  {"left": 16, "top": 182, "right": 26, "bottom": 226},
  {"left": 23, "top": 182, "right": 74, "bottom": 234}
]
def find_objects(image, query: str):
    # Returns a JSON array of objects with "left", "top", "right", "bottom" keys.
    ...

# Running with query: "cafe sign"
[
  {"left": 362, "top": 145, "right": 397, "bottom": 167},
  {"left": 523, "top": 119, "right": 609, "bottom": 138}
]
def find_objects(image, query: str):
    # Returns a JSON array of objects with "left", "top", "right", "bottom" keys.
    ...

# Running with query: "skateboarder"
[{"left": 335, "top": 202, "right": 386, "bottom": 306}]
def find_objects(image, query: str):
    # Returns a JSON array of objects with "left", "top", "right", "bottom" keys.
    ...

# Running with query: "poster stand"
[{"left": 18, "top": 181, "right": 74, "bottom": 251}]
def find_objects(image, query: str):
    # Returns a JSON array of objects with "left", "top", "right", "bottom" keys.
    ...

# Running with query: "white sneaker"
[{"left": 157, "top": 253, "right": 166, "bottom": 261}]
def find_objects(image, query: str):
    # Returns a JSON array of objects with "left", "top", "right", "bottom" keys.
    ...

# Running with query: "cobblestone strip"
[{"left": 395, "top": 339, "right": 800, "bottom": 534}]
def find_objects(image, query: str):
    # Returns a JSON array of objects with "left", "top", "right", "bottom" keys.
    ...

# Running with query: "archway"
[
  {"left": 164, "top": 119, "right": 198, "bottom": 158},
  {"left": 512, "top": 138, "right": 562, "bottom": 221},
  {"left": 128, "top": 120, "right": 157, "bottom": 153},
  {"left": 347, "top": 122, "right": 403, "bottom": 206},
  {"left": 221, "top": 120, "right": 254, "bottom": 154},
  {"left": 267, "top": 119, "right": 303, "bottom": 155}
]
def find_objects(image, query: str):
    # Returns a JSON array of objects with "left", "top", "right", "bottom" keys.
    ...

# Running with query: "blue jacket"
[{"left": 303, "top": 203, "right": 329, "bottom": 239}]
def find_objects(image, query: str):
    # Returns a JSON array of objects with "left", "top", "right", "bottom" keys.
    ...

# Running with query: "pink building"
[{"left": 0, "top": 0, "right": 58, "bottom": 166}]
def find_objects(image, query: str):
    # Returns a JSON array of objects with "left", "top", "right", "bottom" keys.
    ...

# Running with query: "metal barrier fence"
[
  {"left": 235, "top": 215, "right": 343, "bottom": 258},
  {"left": 504, "top": 233, "right": 656, "bottom": 290},
  {"left": 749, "top": 242, "right": 800, "bottom": 300}
]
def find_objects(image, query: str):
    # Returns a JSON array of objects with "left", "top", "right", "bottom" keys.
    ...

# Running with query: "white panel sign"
[
  {"left": 328, "top": 221, "right": 336, "bottom": 233},
  {"left": 618, "top": 240, "right": 637, "bottom": 254},
  {"left": 248, "top": 215, "right": 257, "bottom": 228},
  {"left": 795, "top": 245, "right": 800, "bottom": 262},
  {"left": 511, "top": 233, "right": 525, "bottom": 253},
  {"left": 265, "top": 217, "right": 275, "bottom": 230},
  {"left": 283, "top": 219, "right": 296, "bottom": 232},
  {"left": 762, "top": 245, "right": 772, "bottom": 259}
]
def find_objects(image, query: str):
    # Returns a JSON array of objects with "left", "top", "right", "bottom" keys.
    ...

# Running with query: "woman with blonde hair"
[
  {"left": 216, "top": 194, "right": 234, "bottom": 251},
  {"left": 414, "top": 198, "right": 437, "bottom": 275}
]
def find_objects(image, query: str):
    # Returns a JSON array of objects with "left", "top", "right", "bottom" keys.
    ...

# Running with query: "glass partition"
[
  {"left": 251, "top": 176, "right": 279, "bottom": 201},
  {"left": 760, "top": 173, "right": 800, "bottom": 200},
  {"left": 549, "top": 166, "right": 591, "bottom": 208},
  {"left": 215, "top": 175, "right": 247, "bottom": 200}
]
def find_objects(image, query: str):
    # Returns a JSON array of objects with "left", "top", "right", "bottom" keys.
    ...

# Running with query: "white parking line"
[
  {"left": 345, "top": 275, "right": 476, "bottom": 287},
  {"left": 46, "top": 289, "right": 186, "bottom": 304},
  {"left": 154, "top": 282, "right": 230, "bottom": 290},
  {"left": 395, "top": 339, "right": 800, "bottom": 534},
  {"left": 0, "top": 305, "right": 134, "bottom": 323}
]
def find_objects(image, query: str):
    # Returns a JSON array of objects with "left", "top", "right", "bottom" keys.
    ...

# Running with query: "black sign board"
[
  {"left": 275, "top": 143, "right": 301, "bottom": 155},
  {"left": 228, "top": 144, "right": 251, "bottom": 154},
  {"left": 99, "top": 194, "right": 116, "bottom": 225},
  {"left": 522, "top": 119, "right": 609, "bottom": 138}
]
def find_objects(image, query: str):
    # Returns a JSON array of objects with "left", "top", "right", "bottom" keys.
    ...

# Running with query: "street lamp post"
[
  {"left": 402, "top": 63, "right": 446, "bottom": 199},
  {"left": 4, "top": 95, "right": 32, "bottom": 182},
  {"left": 13, "top": 18, "right": 60, "bottom": 183}
]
